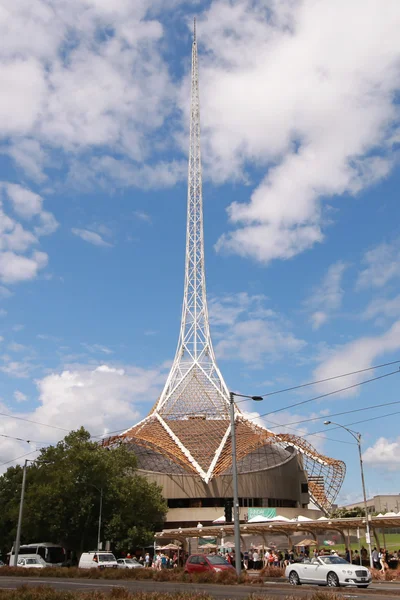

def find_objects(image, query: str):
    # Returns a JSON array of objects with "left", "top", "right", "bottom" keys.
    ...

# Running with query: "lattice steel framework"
[{"left": 104, "top": 22, "right": 346, "bottom": 512}]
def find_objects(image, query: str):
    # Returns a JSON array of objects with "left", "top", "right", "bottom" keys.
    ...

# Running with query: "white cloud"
[
  {"left": 0, "top": 362, "right": 166, "bottom": 472},
  {"left": 306, "top": 261, "right": 347, "bottom": 329},
  {"left": 313, "top": 319, "right": 400, "bottom": 396},
  {"left": 363, "top": 294, "right": 400, "bottom": 321},
  {"left": 0, "top": 251, "right": 48, "bottom": 284},
  {"left": 13, "top": 390, "right": 28, "bottom": 403},
  {"left": 72, "top": 228, "right": 112, "bottom": 248},
  {"left": 0, "top": 358, "right": 33, "bottom": 379},
  {"left": 0, "top": 183, "right": 57, "bottom": 284},
  {"left": 357, "top": 239, "right": 400, "bottom": 290},
  {"left": 209, "top": 292, "right": 273, "bottom": 326},
  {"left": 6, "top": 184, "right": 43, "bottom": 218},
  {"left": 364, "top": 437, "right": 400, "bottom": 470},
  {"left": 0, "top": 0, "right": 179, "bottom": 188},
  {"left": 196, "top": 0, "right": 400, "bottom": 263},
  {"left": 133, "top": 210, "right": 152, "bottom": 223},
  {"left": 81, "top": 343, "right": 114, "bottom": 355},
  {"left": 0, "top": 308, "right": 6, "bottom": 317},
  {"left": 211, "top": 293, "right": 305, "bottom": 365}
]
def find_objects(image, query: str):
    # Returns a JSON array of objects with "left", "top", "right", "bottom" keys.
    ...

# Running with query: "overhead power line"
[
  {"left": 279, "top": 398, "right": 400, "bottom": 427},
  {"left": 234, "top": 359, "right": 400, "bottom": 401},
  {"left": 306, "top": 409, "right": 400, "bottom": 439},
  {"left": 0, "top": 433, "right": 48, "bottom": 445},
  {"left": 0, "top": 410, "right": 70, "bottom": 433},
  {"left": 0, "top": 448, "right": 41, "bottom": 468},
  {"left": 255, "top": 368, "right": 400, "bottom": 419}
]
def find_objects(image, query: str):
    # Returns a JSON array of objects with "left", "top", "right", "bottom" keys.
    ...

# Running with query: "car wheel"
[
  {"left": 289, "top": 571, "right": 301, "bottom": 586},
  {"left": 327, "top": 572, "right": 340, "bottom": 587}
]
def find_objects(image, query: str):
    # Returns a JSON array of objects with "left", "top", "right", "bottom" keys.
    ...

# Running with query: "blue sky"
[{"left": 0, "top": 0, "right": 400, "bottom": 506}]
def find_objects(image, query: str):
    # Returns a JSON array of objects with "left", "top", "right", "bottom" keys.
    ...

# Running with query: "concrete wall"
[
  {"left": 164, "top": 505, "right": 322, "bottom": 523},
  {"left": 341, "top": 494, "right": 400, "bottom": 513},
  {"left": 139, "top": 452, "right": 307, "bottom": 501}
]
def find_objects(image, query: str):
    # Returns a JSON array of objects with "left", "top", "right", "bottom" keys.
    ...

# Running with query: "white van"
[{"left": 79, "top": 551, "right": 118, "bottom": 569}]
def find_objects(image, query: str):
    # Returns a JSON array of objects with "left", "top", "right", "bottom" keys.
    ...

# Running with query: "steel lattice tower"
[
  {"left": 104, "top": 22, "right": 346, "bottom": 512},
  {"left": 156, "top": 20, "right": 231, "bottom": 424}
]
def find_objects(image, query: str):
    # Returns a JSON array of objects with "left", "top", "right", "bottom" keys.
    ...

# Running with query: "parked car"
[
  {"left": 17, "top": 557, "right": 45, "bottom": 569},
  {"left": 79, "top": 551, "right": 118, "bottom": 569},
  {"left": 117, "top": 558, "right": 143, "bottom": 569},
  {"left": 286, "top": 556, "right": 371, "bottom": 588},
  {"left": 184, "top": 554, "right": 235, "bottom": 574}
]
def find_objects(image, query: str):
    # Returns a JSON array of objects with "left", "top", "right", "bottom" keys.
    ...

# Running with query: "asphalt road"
[{"left": 0, "top": 577, "right": 400, "bottom": 599}]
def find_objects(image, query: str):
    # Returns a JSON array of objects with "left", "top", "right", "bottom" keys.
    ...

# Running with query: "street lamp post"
[
  {"left": 13, "top": 459, "right": 28, "bottom": 567},
  {"left": 85, "top": 483, "right": 103, "bottom": 551},
  {"left": 229, "top": 392, "right": 241, "bottom": 577},
  {"left": 229, "top": 392, "right": 263, "bottom": 577},
  {"left": 324, "top": 421, "right": 373, "bottom": 568}
]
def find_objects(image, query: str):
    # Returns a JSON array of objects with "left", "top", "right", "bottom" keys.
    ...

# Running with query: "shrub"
[
  {"left": 370, "top": 567, "right": 400, "bottom": 581},
  {"left": 259, "top": 565, "right": 284, "bottom": 578}
]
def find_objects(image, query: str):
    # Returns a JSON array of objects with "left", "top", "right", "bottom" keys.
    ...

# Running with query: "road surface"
[{"left": 0, "top": 577, "right": 399, "bottom": 599}]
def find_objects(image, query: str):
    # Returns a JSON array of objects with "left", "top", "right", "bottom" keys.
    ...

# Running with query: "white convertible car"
[{"left": 285, "top": 556, "right": 372, "bottom": 588}]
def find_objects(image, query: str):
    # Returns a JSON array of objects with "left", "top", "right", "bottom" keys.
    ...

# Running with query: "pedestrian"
[
  {"left": 379, "top": 548, "right": 388, "bottom": 574},
  {"left": 345, "top": 548, "right": 350, "bottom": 563},
  {"left": 243, "top": 550, "right": 249, "bottom": 570},
  {"left": 252, "top": 549, "right": 260, "bottom": 570},
  {"left": 372, "top": 547, "right": 379, "bottom": 570},
  {"left": 361, "top": 546, "right": 367, "bottom": 564}
]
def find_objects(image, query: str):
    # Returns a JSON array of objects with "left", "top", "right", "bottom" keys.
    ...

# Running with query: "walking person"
[{"left": 372, "top": 547, "right": 379, "bottom": 570}]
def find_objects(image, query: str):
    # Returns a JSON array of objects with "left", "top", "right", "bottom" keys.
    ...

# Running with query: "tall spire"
[
  {"left": 156, "top": 22, "right": 231, "bottom": 427},
  {"left": 106, "top": 23, "right": 346, "bottom": 510}
]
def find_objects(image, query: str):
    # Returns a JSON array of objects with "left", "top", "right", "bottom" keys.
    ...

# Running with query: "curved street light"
[
  {"left": 324, "top": 420, "right": 373, "bottom": 568},
  {"left": 229, "top": 392, "right": 263, "bottom": 576}
]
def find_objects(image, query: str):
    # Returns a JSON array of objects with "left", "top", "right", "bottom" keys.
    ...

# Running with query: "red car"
[{"left": 184, "top": 554, "right": 235, "bottom": 574}]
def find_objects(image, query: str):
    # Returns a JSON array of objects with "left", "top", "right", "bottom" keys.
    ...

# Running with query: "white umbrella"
[
  {"left": 384, "top": 511, "right": 397, "bottom": 517},
  {"left": 212, "top": 515, "right": 226, "bottom": 523},
  {"left": 271, "top": 515, "right": 292, "bottom": 522},
  {"left": 247, "top": 515, "right": 272, "bottom": 523},
  {"left": 297, "top": 515, "right": 312, "bottom": 522},
  {"left": 318, "top": 516, "right": 328, "bottom": 521}
]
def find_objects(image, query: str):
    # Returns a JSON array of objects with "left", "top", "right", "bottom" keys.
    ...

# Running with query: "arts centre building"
[{"left": 104, "top": 27, "right": 345, "bottom": 529}]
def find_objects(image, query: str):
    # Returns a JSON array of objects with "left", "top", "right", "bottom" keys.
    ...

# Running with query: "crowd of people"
[{"left": 130, "top": 545, "right": 400, "bottom": 572}]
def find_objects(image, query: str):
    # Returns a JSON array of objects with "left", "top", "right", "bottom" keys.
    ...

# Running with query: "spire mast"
[{"left": 156, "top": 21, "right": 231, "bottom": 419}]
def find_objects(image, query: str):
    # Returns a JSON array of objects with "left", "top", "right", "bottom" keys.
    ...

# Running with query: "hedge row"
[
  {"left": 0, "top": 587, "right": 348, "bottom": 600},
  {"left": 0, "top": 567, "right": 247, "bottom": 585}
]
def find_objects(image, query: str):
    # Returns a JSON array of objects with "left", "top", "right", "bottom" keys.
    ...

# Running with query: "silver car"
[
  {"left": 286, "top": 555, "right": 371, "bottom": 587},
  {"left": 117, "top": 558, "right": 144, "bottom": 569}
]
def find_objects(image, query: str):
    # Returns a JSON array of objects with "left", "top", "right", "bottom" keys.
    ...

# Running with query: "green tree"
[
  {"left": 330, "top": 505, "right": 365, "bottom": 519},
  {"left": 0, "top": 428, "right": 167, "bottom": 557}
]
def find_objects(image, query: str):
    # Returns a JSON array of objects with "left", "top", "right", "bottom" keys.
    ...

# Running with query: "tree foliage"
[
  {"left": 0, "top": 428, "right": 167, "bottom": 557},
  {"left": 330, "top": 505, "right": 365, "bottom": 519}
]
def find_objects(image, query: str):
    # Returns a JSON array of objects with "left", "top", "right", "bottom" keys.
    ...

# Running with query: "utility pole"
[
  {"left": 229, "top": 392, "right": 241, "bottom": 577},
  {"left": 13, "top": 459, "right": 28, "bottom": 566},
  {"left": 357, "top": 433, "right": 373, "bottom": 568},
  {"left": 97, "top": 487, "right": 103, "bottom": 551}
]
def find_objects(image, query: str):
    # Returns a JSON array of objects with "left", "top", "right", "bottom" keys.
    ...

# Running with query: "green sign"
[
  {"left": 248, "top": 508, "right": 276, "bottom": 519},
  {"left": 198, "top": 537, "right": 217, "bottom": 546}
]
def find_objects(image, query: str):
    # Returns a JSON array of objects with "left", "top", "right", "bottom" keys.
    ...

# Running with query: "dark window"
[
  {"left": 189, "top": 556, "right": 199, "bottom": 564},
  {"left": 301, "top": 483, "right": 309, "bottom": 494}
]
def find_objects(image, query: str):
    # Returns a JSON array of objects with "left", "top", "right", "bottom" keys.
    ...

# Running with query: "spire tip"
[{"left": 193, "top": 17, "right": 196, "bottom": 43}]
